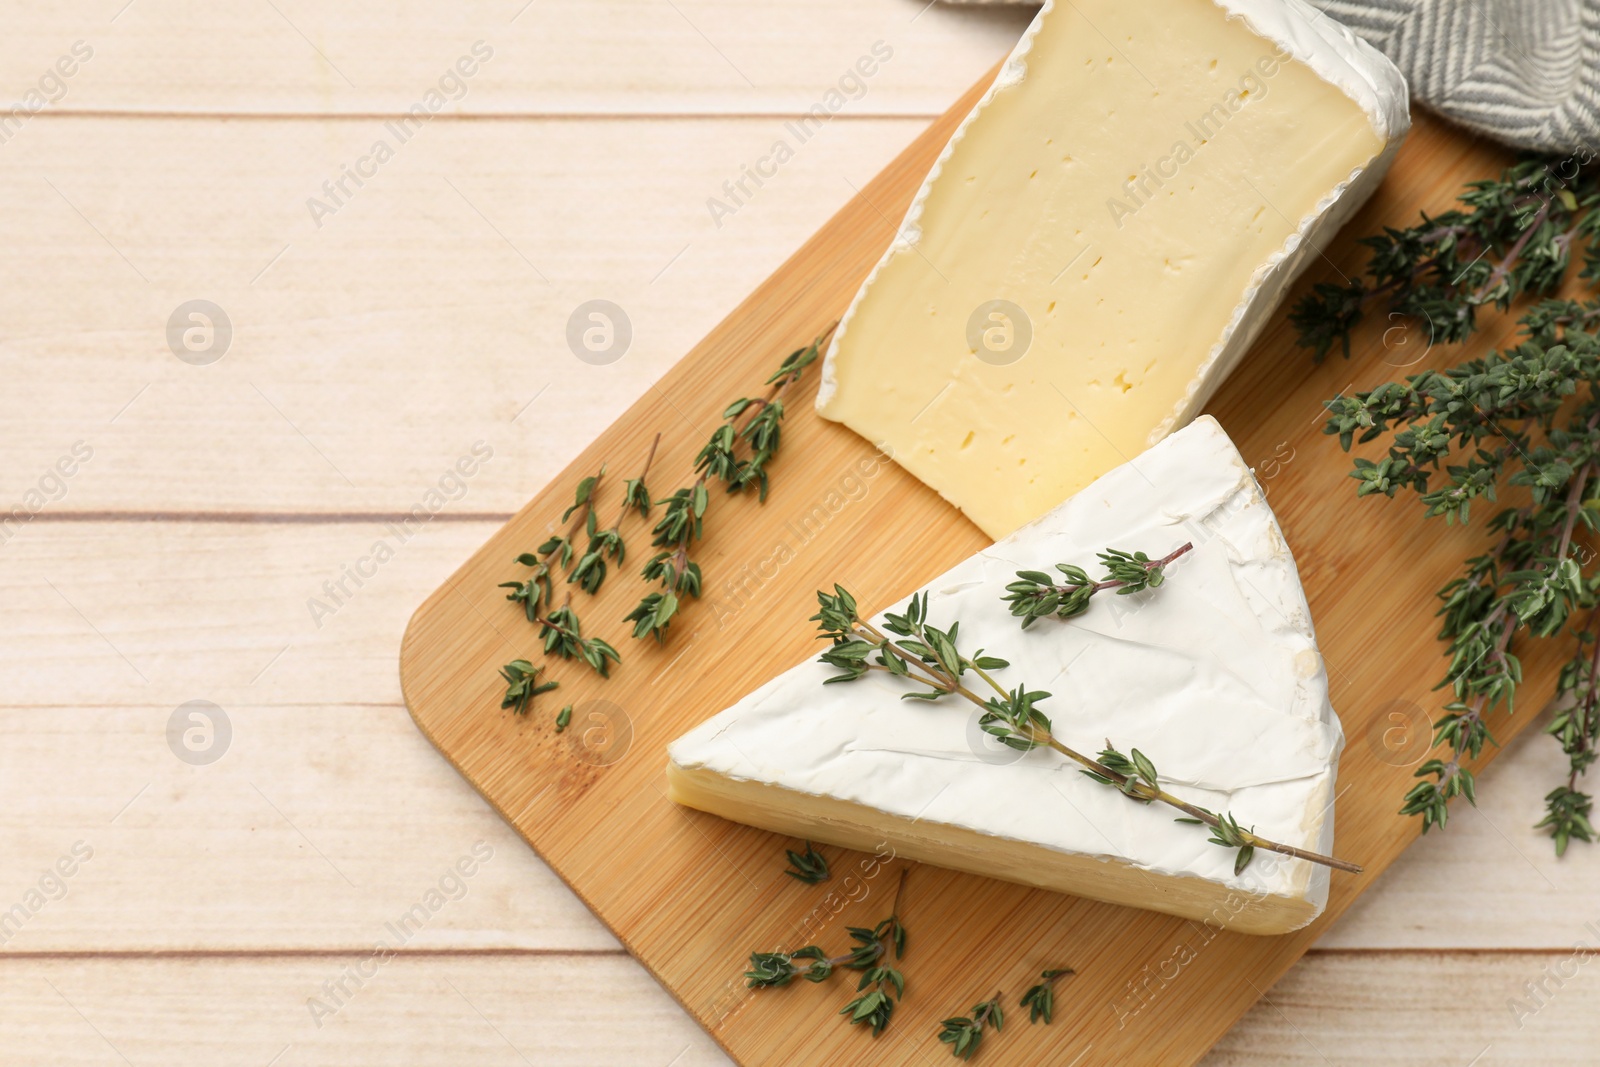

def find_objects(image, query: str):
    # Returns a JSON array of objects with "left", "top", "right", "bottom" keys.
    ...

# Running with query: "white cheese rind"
[{"left": 668, "top": 417, "right": 1344, "bottom": 929}]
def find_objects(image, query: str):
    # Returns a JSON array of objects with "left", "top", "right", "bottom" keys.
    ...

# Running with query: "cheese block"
[
  {"left": 667, "top": 417, "right": 1343, "bottom": 935},
  {"left": 816, "top": 0, "right": 1409, "bottom": 539}
]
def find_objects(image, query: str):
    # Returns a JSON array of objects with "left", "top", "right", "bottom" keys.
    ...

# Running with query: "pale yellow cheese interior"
[{"left": 819, "top": 0, "right": 1384, "bottom": 538}]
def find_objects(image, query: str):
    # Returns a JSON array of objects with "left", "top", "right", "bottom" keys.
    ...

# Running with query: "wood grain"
[
  {"left": 1, "top": 951, "right": 1592, "bottom": 1066},
  {"left": 0, "top": 115, "right": 926, "bottom": 513},
  {"left": 398, "top": 62, "right": 1568, "bottom": 1066},
  {"left": 0, "top": 954, "right": 728, "bottom": 1066},
  {"left": 0, "top": 0, "right": 1033, "bottom": 116}
]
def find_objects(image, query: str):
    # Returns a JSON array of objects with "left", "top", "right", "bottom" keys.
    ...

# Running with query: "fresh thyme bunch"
[
  {"left": 1298, "top": 157, "right": 1600, "bottom": 854},
  {"left": 628, "top": 326, "right": 834, "bottom": 642},
  {"left": 812, "top": 584, "right": 1360, "bottom": 874},
  {"left": 1292, "top": 159, "right": 1599, "bottom": 361}
]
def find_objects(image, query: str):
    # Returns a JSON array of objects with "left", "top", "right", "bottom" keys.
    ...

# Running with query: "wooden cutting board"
[{"left": 400, "top": 69, "right": 1554, "bottom": 1065}]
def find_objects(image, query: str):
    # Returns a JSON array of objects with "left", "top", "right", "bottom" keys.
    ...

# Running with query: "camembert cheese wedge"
[
  {"left": 817, "top": 0, "right": 1409, "bottom": 539},
  {"left": 668, "top": 417, "right": 1343, "bottom": 935}
]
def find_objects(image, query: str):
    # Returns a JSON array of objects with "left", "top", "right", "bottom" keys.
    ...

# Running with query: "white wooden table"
[{"left": 1, "top": 2, "right": 1595, "bottom": 1062}]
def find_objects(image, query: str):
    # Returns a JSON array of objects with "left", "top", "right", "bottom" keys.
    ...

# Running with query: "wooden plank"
[
  {"left": 0, "top": 521, "right": 498, "bottom": 708},
  {"left": 0, "top": 955, "right": 730, "bottom": 1066},
  {"left": 0, "top": 952, "right": 1594, "bottom": 1064},
  {"left": 397, "top": 64, "right": 1565, "bottom": 1062},
  {"left": 0, "top": 704, "right": 613, "bottom": 952},
  {"left": 0, "top": 0, "right": 1032, "bottom": 116},
  {"left": 0, "top": 116, "right": 926, "bottom": 513},
  {"left": 1204, "top": 951, "right": 1600, "bottom": 1066}
]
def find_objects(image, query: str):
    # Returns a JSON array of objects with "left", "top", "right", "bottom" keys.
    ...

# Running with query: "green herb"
[
  {"left": 812, "top": 584, "right": 1361, "bottom": 874},
  {"left": 563, "top": 470, "right": 603, "bottom": 522},
  {"left": 555, "top": 704, "right": 572, "bottom": 732},
  {"left": 745, "top": 945, "right": 834, "bottom": 988},
  {"left": 569, "top": 434, "right": 661, "bottom": 595},
  {"left": 1294, "top": 158, "right": 1600, "bottom": 854},
  {"left": 624, "top": 591, "right": 682, "bottom": 643},
  {"left": 1020, "top": 968, "right": 1074, "bottom": 1025},
  {"left": 1004, "top": 543, "right": 1194, "bottom": 629},
  {"left": 536, "top": 600, "right": 620, "bottom": 678},
  {"left": 838, "top": 872, "right": 907, "bottom": 1037},
  {"left": 1290, "top": 159, "right": 1596, "bottom": 361},
  {"left": 630, "top": 486, "right": 707, "bottom": 644},
  {"left": 783, "top": 841, "right": 830, "bottom": 884},
  {"left": 500, "top": 465, "right": 607, "bottom": 622},
  {"left": 628, "top": 325, "right": 834, "bottom": 641},
  {"left": 499, "top": 659, "right": 558, "bottom": 716},
  {"left": 621, "top": 455, "right": 656, "bottom": 519},
  {"left": 938, "top": 993, "right": 1002, "bottom": 1060},
  {"left": 744, "top": 866, "right": 908, "bottom": 1038},
  {"left": 941, "top": 969, "right": 1071, "bottom": 1058}
]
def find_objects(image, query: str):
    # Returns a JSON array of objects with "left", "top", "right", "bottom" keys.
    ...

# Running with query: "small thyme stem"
[
  {"left": 1049, "top": 541, "right": 1193, "bottom": 597},
  {"left": 610, "top": 433, "right": 660, "bottom": 536},
  {"left": 849, "top": 616, "right": 1360, "bottom": 874},
  {"left": 732, "top": 321, "right": 837, "bottom": 434},
  {"left": 1556, "top": 460, "right": 1595, "bottom": 565},
  {"left": 1472, "top": 198, "right": 1550, "bottom": 304}
]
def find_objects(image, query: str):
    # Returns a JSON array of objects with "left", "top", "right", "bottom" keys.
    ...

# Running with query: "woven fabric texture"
[{"left": 1313, "top": 0, "right": 1595, "bottom": 153}]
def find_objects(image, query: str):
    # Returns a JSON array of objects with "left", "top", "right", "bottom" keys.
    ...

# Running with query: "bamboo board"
[{"left": 400, "top": 70, "right": 1548, "bottom": 1064}]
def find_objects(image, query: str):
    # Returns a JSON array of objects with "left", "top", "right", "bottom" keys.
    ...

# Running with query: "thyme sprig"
[
  {"left": 501, "top": 465, "right": 607, "bottom": 622},
  {"left": 937, "top": 967, "right": 1073, "bottom": 1058},
  {"left": 838, "top": 871, "right": 907, "bottom": 1037},
  {"left": 499, "top": 659, "right": 558, "bottom": 716},
  {"left": 938, "top": 993, "right": 1003, "bottom": 1060},
  {"left": 628, "top": 325, "right": 835, "bottom": 642},
  {"left": 1020, "top": 968, "right": 1074, "bottom": 1025},
  {"left": 812, "top": 586, "right": 1361, "bottom": 874},
  {"left": 1296, "top": 158, "right": 1600, "bottom": 853},
  {"left": 535, "top": 599, "right": 620, "bottom": 678},
  {"left": 745, "top": 867, "right": 907, "bottom": 1037},
  {"left": 1004, "top": 543, "right": 1194, "bottom": 629},
  {"left": 569, "top": 434, "right": 660, "bottom": 595},
  {"left": 745, "top": 945, "right": 835, "bottom": 988},
  {"left": 783, "top": 842, "right": 830, "bottom": 885}
]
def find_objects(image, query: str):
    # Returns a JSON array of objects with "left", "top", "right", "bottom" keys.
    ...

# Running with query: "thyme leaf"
[{"left": 1295, "top": 157, "right": 1600, "bottom": 852}]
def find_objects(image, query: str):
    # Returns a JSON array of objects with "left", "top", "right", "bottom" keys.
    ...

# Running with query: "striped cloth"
[
  {"left": 942, "top": 0, "right": 1599, "bottom": 154},
  {"left": 1313, "top": 0, "right": 1597, "bottom": 154}
]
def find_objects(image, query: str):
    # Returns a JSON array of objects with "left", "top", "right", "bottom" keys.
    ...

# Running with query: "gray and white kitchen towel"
[{"left": 943, "top": 0, "right": 1598, "bottom": 154}]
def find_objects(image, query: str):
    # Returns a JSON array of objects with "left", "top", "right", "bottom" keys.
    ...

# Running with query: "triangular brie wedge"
[{"left": 667, "top": 417, "right": 1344, "bottom": 935}]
